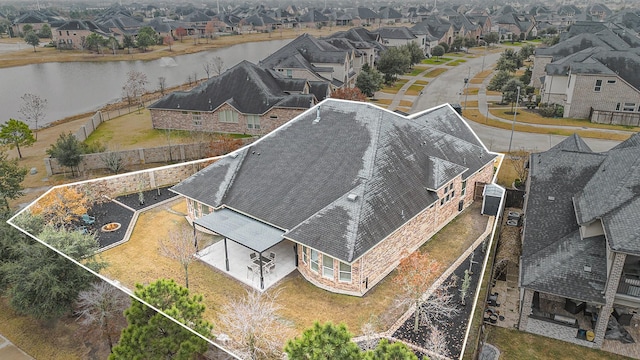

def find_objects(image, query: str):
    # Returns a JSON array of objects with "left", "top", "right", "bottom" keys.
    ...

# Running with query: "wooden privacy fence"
[{"left": 590, "top": 108, "right": 640, "bottom": 126}]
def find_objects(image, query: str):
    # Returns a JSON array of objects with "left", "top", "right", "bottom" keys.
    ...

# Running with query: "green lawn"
[
  {"left": 408, "top": 67, "right": 430, "bottom": 76},
  {"left": 422, "top": 57, "right": 452, "bottom": 64},
  {"left": 449, "top": 59, "right": 467, "bottom": 66}
]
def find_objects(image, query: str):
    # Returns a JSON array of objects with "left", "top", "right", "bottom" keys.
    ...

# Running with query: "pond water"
[{"left": 0, "top": 38, "right": 291, "bottom": 126}]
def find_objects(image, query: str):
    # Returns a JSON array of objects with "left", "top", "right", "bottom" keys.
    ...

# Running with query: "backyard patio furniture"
[
  {"left": 265, "top": 262, "right": 276, "bottom": 276},
  {"left": 250, "top": 253, "right": 257, "bottom": 261},
  {"left": 75, "top": 225, "right": 87, "bottom": 234},
  {"left": 81, "top": 214, "right": 95, "bottom": 225},
  {"left": 246, "top": 264, "right": 259, "bottom": 281},
  {"left": 269, "top": 252, "right": 276, "bottom": 262}
]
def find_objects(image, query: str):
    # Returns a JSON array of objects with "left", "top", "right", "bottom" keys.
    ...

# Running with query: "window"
[
  {"left": 607, "top": 79, "right": 617, "bottom": 84},
  {"left": 440, "top": 198, "right": 445, "bottom": 206},
  {"left": 322, "top": 254, "right": 334, "bottom": 279},
  {"left": 192, "top": 112, "right": 202, "bottom": 126},
  {"left": 202, "top": 206, "right": 210, "bottom": 216},
  {"left": 181, "top": 111, "right": 188, "bottom": 114},
  {"left": 451, "top": 190, "right": 455, "bottom": 198},
  {"left": 247, "top": 115, "right": 260, "bottom": 130},
  {"left": 623, "top": 103, "right": 636, "bottom": 112},
  {"left": 450, "top": 183, "right": 454, "bottom": 191},
  {"left": 270, "top": 115, "right": 278, "bottom": 119},
  {"left": 219, "top": 109, "right": 238, "bottom": 123},
  {"left": 616, "top": 103, "right": 621, "bottom": 111},
  {"left": 594, "top": 79, "right": 602, "bottom": 92},
  {"left": 59, "top": 31, "right": 62, "bottom": 36},
  {"left": 461, "top": 180, "right": 467, "bottom": 196},
  {"left": 286, "top": 69, "right": 292, "bottom": 78},
  {"left": 446, "top": 194, "right": 450, "bottom": 202},
  {"left": 339, "top": 262, "right": 352, "bottom": 282},
  {"left": 310, "top": 249, "right": 319, "bottom": 273},
  {"left": 302, "top": 246, "right": 308, "bottom": 264}
]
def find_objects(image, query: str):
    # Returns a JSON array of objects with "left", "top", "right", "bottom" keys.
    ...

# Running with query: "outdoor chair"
[
  {"left": 269, "top": 252, "right": 276, "bottom": 263},
  {"left": 265, "top": 262, "right": 276, "bottom": 277},
  {"left": 81, "top": 214, "right": 95, "bottom": 225},
  {"left": 250, "top": 253, "right": 257, "bottom": 261},
  {"left": 75, "top": 225, "right": 87, "bottom": 234},
  {"left": 246, "top": 264, "right": 259, "bottom": 281}
]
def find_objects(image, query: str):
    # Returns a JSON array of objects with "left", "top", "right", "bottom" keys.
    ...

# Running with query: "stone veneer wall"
[
  {"left": 150, "top": 104, "right": 306, "bottom": 136},
  {"left": 295, "top": 162, "right": 495, "bottom": 296}
]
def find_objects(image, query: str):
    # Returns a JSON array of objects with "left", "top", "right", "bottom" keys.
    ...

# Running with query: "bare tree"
[
  {"left": 424, "top": 324, "right": 451, "bottom": 359},
  {"left": 100, "top": 148, "right": 126, "bottom": 174},
  {"left": 395, "top": 251, "right": 459, "bottom": 332},
  {"left": 211, "top": 56, "right": 225, "bottom": 76},
  {"left": 360, "top": 315, "right": 381, "bottom": 351},
  {"left": 76, "top": 281, "right": 131, "bottom": 352},
  {"left": 121, "top": 70, "right": 148, "bottom": 107},
  {"left": 202, "top": 61, "right": 212, "bottom": 79},
  {"left": 19, "top": 93, "right": 47, "bottom": 140},
  {"left": 158, "top": 224, "right": 197, "bottom": 288},
  {"left": 509, "top": 149, "right": 529, "bottom": 186},
  {"left": 157, "top": 76, "right": 167, "bottom": 95},
  {"left": 218, "top": 290, "right": 290, "bottom": 360}
]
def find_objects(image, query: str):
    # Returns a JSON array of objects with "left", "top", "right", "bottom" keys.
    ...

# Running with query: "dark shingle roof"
[
  {"left": 172, "top": 100, "right": 495, "bottom": 262},
  {"left": 376, "top": 27, "right": 417, "bottom": 40},
  {"left": 149, "top": 61, "right": 314, "bottom": 114}
]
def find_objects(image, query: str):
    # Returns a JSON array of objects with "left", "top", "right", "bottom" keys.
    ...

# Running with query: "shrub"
[{"left": 538, "top": 103, "right": 564, "bottom": 118}]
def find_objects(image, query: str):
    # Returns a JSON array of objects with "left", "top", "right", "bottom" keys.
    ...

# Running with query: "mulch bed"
[
  {"left": 114, "top": 185, "right": 178, "bottom": 211},
  {"left": 88, "top": 200, "right": 135, "bottom": 248},
  {"left": 393, "top": 244, "right": 486, "bottom": 359}
]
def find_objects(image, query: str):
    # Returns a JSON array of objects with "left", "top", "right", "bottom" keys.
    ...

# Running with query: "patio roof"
[{"left": 194, "top": 208, "right": 285, "bottom": 253}]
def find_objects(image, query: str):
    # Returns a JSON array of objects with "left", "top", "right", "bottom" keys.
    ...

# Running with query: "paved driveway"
[{"left": 0, "top": 334, "right": 33, "bottom": 360}]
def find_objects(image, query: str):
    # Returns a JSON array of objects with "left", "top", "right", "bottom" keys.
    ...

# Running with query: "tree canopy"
[
  {"left": 0, "top": 118, "right": 35, "bottom": 159},
  {"left": 284, "top": 322, "right": 361, "bottom": 360},
  {"left": 431, "top": 45, "right": 445, "bottom": 60},
  {"left": 0, "top": 151, "right": 27, "bottom": 211},
  {"left": 24, "top": 30, "right": 39, "bottom": 52},
  {"left": 363, "top": 339, "right": 419, "bottom": 360},
  {"left": 487, "top": 70, "right": 512, "bottom": 92},
  {"left": 19, "top": 93, "right": 47, "bottom": 140},
  {"left": 403, "top": 42, "right": 425, "bottom": 65},
  {"left": 47, "top": 132, "right": 84, "bottom": 176},
  {"left": 136, "top": 26, "right": 157, "bottom": 52},
  {"left": 331, "top": 87, "right": 367, "bottom": 101},
  {"left": 377, "top": 47, "right": 411, "bottom": 83},
  {"left": 356, "top": 64, "right": 384, "bottom": 97},
  {"left": 38, "top": 24, "right": 52, "bottom": 39},
  {"left": 110, "top": 279, "right": 212, "bottom": 360}
]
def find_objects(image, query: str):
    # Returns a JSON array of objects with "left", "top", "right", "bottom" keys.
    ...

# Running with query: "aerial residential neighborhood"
[{"left": 2, "top": 0, "right": 640, "bottom": 359}]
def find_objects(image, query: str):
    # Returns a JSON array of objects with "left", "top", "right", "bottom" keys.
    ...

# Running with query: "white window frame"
[
  {"left": 339, "top": 262, "right": 351, "bottom": 283},
  {"left": 623, "top": 102, "right": 636, "bottom": 112},
  {"left": 310, "top": 249, "right": 319, "bottom": 273},
  {"left": 219, "top": 109, "right": 238, "bottom": 123},
  {"left": 461, "top": 180, "right": 467, "bottom": 196},
  {"left": 192, "top": 112, "right": 202, "bottom": 126},
  {"left": 594, "top": 79, "right": 602, "bottom": 92},
  {"left": 302, "top": 246, "right": 308, "bottom": 264},
  {"left": 247, "top": 115, "right": 261, "bottom": 130},
  {"left": 322, "top": 254, "right": 334, "bottom": 279}
]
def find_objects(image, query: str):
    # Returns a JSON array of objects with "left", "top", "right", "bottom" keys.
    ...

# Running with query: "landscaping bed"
[
  {"left": 114, "top": 185, "right": 178, "bottom": 211},
  {"left": 89, "top": 200, "right": 135, "bottom": 248},
  {"left": 393, "top": 244, "right": 486, "bottom": 359}
]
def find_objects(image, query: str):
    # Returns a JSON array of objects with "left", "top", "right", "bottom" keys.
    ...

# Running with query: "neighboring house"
[
  {"left": 532, "top": 27, "right": 640, "bottom": 119},
  {"left": 297, "top": 9, "right": 328, "bottom": 29},
  {"left": 323, "top": 27, "right": 384, "bottom": 72},
  {"left": 518, "top": 133, "right": 640, "bottom": 350},
  {"left": 411, "top": 15, "right": 455, "bottom": 45},
  {"left": 181, "top": 10, "right": 211, "bottom": 35},
  {"left": 170, "top": 99, "right": 498, "bottom": 295},
  {"left": 54, "top": 20, "right": 112, "bottom": 50},
  {"left": 259, "top": 33, "right": 357, "bottom": 88},
  {"left": 148, "top": 61, "right": 318, "bottom": 135},
  {"left": 492, "top": 12, "right": 535, "bottom": 39},
  {"left": 378, "top": 6, "right": 404, "bottom": 24},
  {"left": 347, "top": 7, "right": 380, "bottom": 27},
  {"left": 375, "top": 26, "right": 426, "bottom": 52},
  {"left": 11, "top": 9, "right": 65, "bottom": 35}
]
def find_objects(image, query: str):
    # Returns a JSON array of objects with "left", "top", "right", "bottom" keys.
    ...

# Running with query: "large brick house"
[
  {"left": 170, "top": 99, "right": 498, "bottom": 295},
  {"left": 54, "top": 20, "right": 113, "bottom": 50},
  {"left": 149, "top": 61, "right": 324, "bottom": 135},
  {"left": 532, "top": 27, "right": 640, "bottom": 119},
  {"left": 519, "top": 133, "right": 640, "bottom": 349}
]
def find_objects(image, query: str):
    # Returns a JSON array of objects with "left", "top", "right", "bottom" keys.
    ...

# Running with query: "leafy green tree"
[
  {"left": 377, "top": 47, "right": 411, "bottom": 84},
  {"left": 85, "top": 33, "right": 104, "bottom": 52},
  {"left": 402, "top": 41, "right": 424, "bottom": 65},
  {"left": 136, "top": 26, "right": 158, "bottom": 52},
  {"left": 0, "top": 119, "right": 35, "bottom": 159},
  {"left": 451, "top": 36, "right": 464, "bottom": 52},
  {"left": 284, "top": 322, "right": 361, "bottom": 360},
  {"left": 110, "top": 279, "right": 212, "bottom": 360},
  {"left": 519, "top": 66, "right": 532, "bottom": 85},
  {"left": 487, "top": 70, "right": 512, "bottom": 91},
  {"left": 24, "top": 30, "right": 39, "bottom": 52},
  {"left": 496, "top": 48, "right": 522, "bottom": 72},
  {"left": 363, "top": 339, "right": 419, "bottom": 360},
  {"left": 0, "top": 151, "right": 27, "bottom": 211},
  {"left": 463, "top": 37, "right": 477, "bottom": 49},
  {"left": 0, "top": 225, "right": 103, "bottom": 322},
  {"left": 38, "top": 24, "right": 52, "bottom": 39},
  {"left": 431, "top": 45, "right": 445, "bottom": 61},
  {"left": 437, "top": 41, "right": 449, "bottom": 53},
  {"left": 123, "top": 34, "right": 135, "bottom": 53},
  {"left": 501, "top": 78, "right": 525, "bottom": 112},
  {"left": 46, "top": 132, "right": 84, "bottom": 176},
  {"left": 483, "top": 32, "right": 499, "bottom": 45},
  {"left": 356, "top": 63, "right": 384, "bottom": 97},
  {"left": 21, "top": 24, "right": 33, "bottom": 35},
  {"left": 519, "top": 44, "right": 536, "bottom": 61}
]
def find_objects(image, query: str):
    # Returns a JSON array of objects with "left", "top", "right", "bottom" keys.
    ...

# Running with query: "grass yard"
[
  {"left": 488, "top": 109, "right": 640, "bottom": 133},
  {"left": 464, "top": 88, "right": 479, "bottom": 95},
  {"left": 379, "top": 79, "right": 408, "bottom": 94},
  {"left": 396, "top": 106, "right": 411, "bottom": 113},
  {"left": 414, "top": 80, "right": 429, "bottom": 86},
  {"left": 424, "top": 68, "right": 448, "bottom": 78},
  {"left": 462, "top": 100, "right": 479, "bottom": 108},
  {"left": 408, "top": 66, "right": 430, "bottom": 76},
  {"left": 487, "top": 90, "right": 502, "bottom": 96},
  {"left": 448, "top": 59, "right": 467, "bottom": 66},
  {"left": 398, "top": 100, "right": 413, "bottom": 108},
  {"left": 405, "top": 84, "right": 424, "bottom": 96},
  {"left": 371, "top": 98, "right": 392, "bottom": 106},
  {"left": 422, "top": 57, "right": 452, "bottom": 64},
  {"left": 486, "top": 327, "right": 633, "bottom": 360}
]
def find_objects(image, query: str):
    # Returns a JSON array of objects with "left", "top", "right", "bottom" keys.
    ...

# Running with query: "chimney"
[{"left": 313, "top": 106, "right": 321, "bottom": 124}]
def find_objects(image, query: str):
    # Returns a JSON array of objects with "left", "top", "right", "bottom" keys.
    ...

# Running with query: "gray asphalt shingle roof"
[
  {"left": 149, "top": 61, "right": 315, "bottom": 114},
  {"left": 172, "top": 100, "right": 495, "bottom": 262}
]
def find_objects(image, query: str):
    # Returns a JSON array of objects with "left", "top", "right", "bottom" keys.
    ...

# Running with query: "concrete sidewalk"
[{"left": 0, "top": 333, "right": 34, "bottom": 360}]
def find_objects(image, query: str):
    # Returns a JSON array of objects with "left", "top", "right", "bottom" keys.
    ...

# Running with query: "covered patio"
[{"left": 194, "top": 208, "right": 297, "bottom": 291}]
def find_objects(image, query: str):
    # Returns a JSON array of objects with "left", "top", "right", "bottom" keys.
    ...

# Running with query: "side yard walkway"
[{"left": 0, "top": 333, "right": 33, "bottom": 360}]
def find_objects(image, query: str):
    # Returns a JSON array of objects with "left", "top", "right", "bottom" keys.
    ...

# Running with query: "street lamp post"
[
  {"left": 507, "top": 86, "right": 521, "bottom": 154},
  {"left": 463, "top": 66, "right": 470, "bottom": 111}
]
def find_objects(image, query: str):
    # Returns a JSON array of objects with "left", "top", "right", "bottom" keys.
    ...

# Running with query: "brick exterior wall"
[
  {"left": 293, "top": 161, "right": 494, "bottom": 296},
  {"left": 532, "top": 56, "right": 552, "bottom": 89},
  {"left": 54, "top": 28, "right": 92, "bottom": 50},
  {"left": 566, "top": 74, "right": 640, "bottom": 119},
  {"left": 150, "top": 104, "right": 306, "bottom": 135}
]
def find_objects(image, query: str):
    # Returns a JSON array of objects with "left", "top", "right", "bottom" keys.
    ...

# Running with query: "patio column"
[
  {"left": 518, "top": 288, "right": 534, "bottom": 331},
  {"left": 224, "top": 238, "right": 229, "bottom": 271},
  {"left": 594, "top": 252, "right": 626, "bottom": 348},
  {"left": 259, "top": 251, "right": 264, "bottom": 289}
]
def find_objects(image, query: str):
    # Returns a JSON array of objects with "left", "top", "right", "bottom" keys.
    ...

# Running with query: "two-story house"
[
  {"left": 519, "top": 133, "right": 640, "bottom": 350},
  {"left": 148, "top": 61, "right": 321, "bottom": 135}
]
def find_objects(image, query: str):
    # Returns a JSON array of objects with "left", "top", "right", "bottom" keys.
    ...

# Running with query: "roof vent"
[
  {"left": 584, "top": 265, "right": 592, "bottom": 273},
  {"left": 347, "top": 193, "right": 358, "bottom": 201},
  {"left": 229, "top": 152, "right": 238, "bottom": 158},
  {"left": 313, "top": 106, "right": 321, "bottom": 124},
  {"left": 548, "top": 196, "right": 555, "bottom": 201}
]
